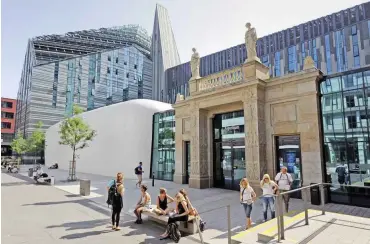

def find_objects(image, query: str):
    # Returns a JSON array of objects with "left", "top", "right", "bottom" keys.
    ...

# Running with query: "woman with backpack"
[
  {"left": 260, "top": 174, "right": 278, "bottom": 222},
  {"left": 107, "top": 172, "right": 124, "bottom": 230},
  {"left": 160, "top": 191, "right": 189, "bottom": 242},
  {"left": 240, "top": 178, "right": 256, "bottom": 230}
]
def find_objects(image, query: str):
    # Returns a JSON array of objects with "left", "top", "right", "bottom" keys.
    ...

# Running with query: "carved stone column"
[
  {"left": 243, "top": 85, "right": 267, "bottom": 189},
  {"left": 189, "top": 104, "right": 210, "bottom": 189}
]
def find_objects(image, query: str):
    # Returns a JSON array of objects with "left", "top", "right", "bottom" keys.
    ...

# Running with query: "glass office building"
[
  {"left": 320, "top": 68, "right": 370, "bottom": 207},
  {"left": 151, "top": 110, "right": 176, "bottom": 181},
  {"left": 16, "top": 25, "right": 152, "bottom": 137},
  {"left": 162, "top": 2, "right": 370, "bottom": 104}
]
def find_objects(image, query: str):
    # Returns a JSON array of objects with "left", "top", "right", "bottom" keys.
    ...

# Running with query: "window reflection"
[
  {"left": 321, "top": 70, "right": 370, "bottom": 206},
  {"left": 151, "top": 110, "right": 175, "bottom": 181}
]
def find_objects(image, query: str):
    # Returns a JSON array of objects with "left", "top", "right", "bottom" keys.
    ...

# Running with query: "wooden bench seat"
[{"left": 142, "top": 205, "right": 199, "bottom": 234}]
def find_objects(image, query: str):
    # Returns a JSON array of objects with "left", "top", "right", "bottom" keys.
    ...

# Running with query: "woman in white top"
[
  {"left": 260, "top": 174, "right": 278, "bottom": 222},
  {"left": 240, "top": 178, "right": 256, "bottom": 230}
]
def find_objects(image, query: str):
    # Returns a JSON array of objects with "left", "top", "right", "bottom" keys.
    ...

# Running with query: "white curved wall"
[{"left": 45, "top": 99, "right": 172, "bottom": 179}]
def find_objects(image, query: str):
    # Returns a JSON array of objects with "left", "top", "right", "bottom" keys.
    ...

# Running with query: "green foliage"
[
  {"left": 27, "top": 121, "right": 45, "bottom": 153},
  {"left": 58, "top": 105, "right": 96, "bottom": 157},
  {"left": 11, "top": 131, "right": 28, "bottom": 155}
]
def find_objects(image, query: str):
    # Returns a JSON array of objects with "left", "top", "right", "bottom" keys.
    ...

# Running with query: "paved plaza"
[{"left": 2, "top": 167, "right": 370, "bottom": 244}]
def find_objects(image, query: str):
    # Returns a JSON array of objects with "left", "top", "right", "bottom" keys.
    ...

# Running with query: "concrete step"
[{"left": 230, "top": 210, "right": 324, "bottom": 244}]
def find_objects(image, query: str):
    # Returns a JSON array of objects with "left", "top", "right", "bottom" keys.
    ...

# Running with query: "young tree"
[
  {"left": 10, "top": 131, "right": 28, "bottom": 166},
  {"left": 27, "top": 121, "right": 46, "bottom": 165},
  {"left": 59, "top": 105, "right": 96, "bottom": 181}
]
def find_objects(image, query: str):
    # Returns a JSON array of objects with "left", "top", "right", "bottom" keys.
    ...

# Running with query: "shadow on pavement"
[
  {"left": 60, "top": 230, "right": 112, "bottom": 239},
  {"left": 23, "top": 198, "right": 112, "bottom": 216}
]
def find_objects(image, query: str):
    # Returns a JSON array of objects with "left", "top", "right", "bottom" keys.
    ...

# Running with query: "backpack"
[
  {"left": 134, "top": 166, "right": 139, "bottom": 175},
  {"left": 107, "top": 181, "right": 122, "bottom": 207},
  {"left": 166, "top": 223, "right": 181, "bottom": 243}
]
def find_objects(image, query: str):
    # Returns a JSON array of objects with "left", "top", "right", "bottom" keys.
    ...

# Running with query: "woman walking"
[
  {"left": 260, "top": 174, "right": 278, "bottom": 222},
  {"left": 240, "top": 178, "right": 256, "bottom": 230}
]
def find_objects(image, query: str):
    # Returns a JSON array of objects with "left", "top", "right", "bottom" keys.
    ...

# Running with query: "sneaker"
[
  {"left": 115, "top": 226, "right": 120, "bottom": 231},
  {"left": 112, "top": 225, "right": 116, "bottom": 230}
]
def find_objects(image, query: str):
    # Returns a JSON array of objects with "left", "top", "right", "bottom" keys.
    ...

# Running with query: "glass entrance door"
[{"left": 214, "top": 139, "right": 246, "bottom": 190}]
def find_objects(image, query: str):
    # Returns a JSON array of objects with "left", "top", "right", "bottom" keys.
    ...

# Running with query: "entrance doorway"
[
  {"left": 213, "top": 110, "right": 246, "bottom": 191},
  {"left": 275, "top": 135, "right": 302, "bottom": 198},
  {"left": 185, "top": 141, "right": 190, "bottom": 184},
  {"left": 214, "top": 139, "right": 246, "bottom": 190}
]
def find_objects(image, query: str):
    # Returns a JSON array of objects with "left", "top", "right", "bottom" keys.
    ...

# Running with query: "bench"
[{"left": 142, "top": 205, "right": 199, "bottom": 234}]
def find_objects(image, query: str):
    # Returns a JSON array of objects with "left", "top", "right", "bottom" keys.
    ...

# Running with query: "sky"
[{"left": 1, "top": 0, "right": 367, "bottom": 99}]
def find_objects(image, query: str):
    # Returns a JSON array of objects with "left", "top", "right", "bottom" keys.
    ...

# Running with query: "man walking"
[
  {"left": 135, "top": 162, "right": 144, "bottom": 188},
  {"left": 275, "top": 167, "right": 293, "bottom": 213}
]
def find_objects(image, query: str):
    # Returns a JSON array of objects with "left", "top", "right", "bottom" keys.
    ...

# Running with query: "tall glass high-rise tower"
[
  {"left": 151, "top": 4, "right": 181, "bottom": 102},
  {"left": 15, "top": 25, "right": 152, "bottom": 136}
]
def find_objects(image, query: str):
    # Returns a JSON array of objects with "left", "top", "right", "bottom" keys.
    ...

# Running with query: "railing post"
[
  {"left": 319, "top": 184, "right": 325, "bottom": 215},
  {"left": 195, "top": 216, "right": 204, "bottom": 244},
  {"left": 276, "top": 195, "right": 281, "bottom": 242},
  {"left": 304, "top": 188, "right": 309, "bottom": 225},
  {"left": 227, "top": 205, "right": 231, "bottom": 244},
  {"left": 279, "top": 194, "right": 285, "bottom": 240}
]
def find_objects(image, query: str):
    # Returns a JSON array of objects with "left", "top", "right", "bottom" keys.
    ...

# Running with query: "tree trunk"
[{"left": 72, "top": 146, "right": 76, "bottom": 181}]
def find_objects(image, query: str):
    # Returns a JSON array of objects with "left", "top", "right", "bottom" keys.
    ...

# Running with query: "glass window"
[
  {"left": 1, "top": 122, "right": 11, "bottom": 129},
  {"left": 108, "top": 55, "right": 111, "bottom": 61},
  {"left": 288, "top": 46, "right": 296, "bottom": 73},
  {"left": 151, "top": 110, "right": 176, "bottom": 181},
  {"left": 325, "top": 35, "right": 332, "bottom": 74},
  {"left": 274, "top": 51, "right": 281, "bottom": 77},
  {"left": 321, "top": 70, "right": 370, "bottom": 208}
]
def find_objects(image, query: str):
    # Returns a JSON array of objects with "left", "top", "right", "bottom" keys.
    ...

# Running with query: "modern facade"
[
  {"left": 15, "top": 25, "right": 152, "bottom": 137},
  {"left": 162, "top": 2, "right": 370, "bottom": 104},
  {"left": 45, "top": 99, "right": 172, "bottom": 179},
  {"left": 321, "top": 67, "right": 370, "bottom": 206},
  {"left": 151, "top": 4, "right": 181, "bottom": 102},
  {"left": 1, "top": 98, "right": 17, "bottom": 156}
]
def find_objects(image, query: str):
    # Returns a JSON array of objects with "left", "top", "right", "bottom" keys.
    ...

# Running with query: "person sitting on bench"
[
  {"left": 134, "top": 185, "right": 151, "bottom": 224},
  {"left": 154, "top": 188, "right": 175, "bottom": 215},
  {"left": 160, "top": 191, "right": 189, "bottom": 239}
]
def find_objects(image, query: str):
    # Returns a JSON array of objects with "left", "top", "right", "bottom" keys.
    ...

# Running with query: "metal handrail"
[{"left": 275, "top": 182, "right": 370, "bottom": 241}]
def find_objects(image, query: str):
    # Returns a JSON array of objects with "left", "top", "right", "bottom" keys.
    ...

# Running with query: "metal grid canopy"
[{"left": 31, "top": 25, "right": 151, "bottom": 65}]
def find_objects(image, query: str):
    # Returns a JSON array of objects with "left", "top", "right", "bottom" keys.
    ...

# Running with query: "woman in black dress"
[{"left": 160, "top": 192, "right": 189, "bottom": 238}]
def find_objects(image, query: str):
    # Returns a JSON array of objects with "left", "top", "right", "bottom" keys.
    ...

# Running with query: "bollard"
[
  {"left": 152, "top": 172, "right": 155, "bottom": 187},
  {"left": 276, "top": 195, "right": 281, "bottom": 242}
]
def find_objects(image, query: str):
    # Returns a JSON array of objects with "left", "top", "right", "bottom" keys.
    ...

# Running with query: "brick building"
[{"left": 1, "top": 98, "right": 17, "bottom": 156}]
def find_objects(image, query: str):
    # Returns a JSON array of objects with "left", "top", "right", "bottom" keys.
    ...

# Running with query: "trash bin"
[
  {"left": 80, "top": 179, "right": 90, "bottom": 196},
  {"left": 28, "top": 168, "right": 33, "bottom": 177},
  {"left": 310, "top": 183, "right": 320, "bottom": 205}
]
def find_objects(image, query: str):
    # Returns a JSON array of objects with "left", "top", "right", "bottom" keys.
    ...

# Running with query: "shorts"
[
  {"left": 241, "top": 203, "right": 253, "bottom": 218},
  {"left": 137, "top": 174, "right": 142, "bottom": 181}
]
